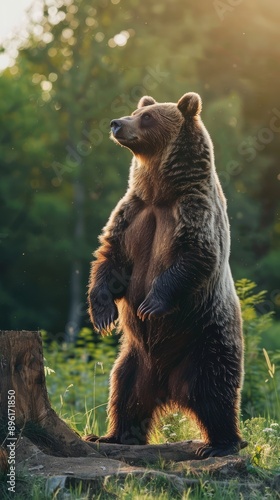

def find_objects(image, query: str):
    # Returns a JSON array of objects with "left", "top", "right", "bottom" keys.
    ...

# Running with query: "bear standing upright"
[{"left": 87, "top": 92, "right": 244, "bottom": 457}]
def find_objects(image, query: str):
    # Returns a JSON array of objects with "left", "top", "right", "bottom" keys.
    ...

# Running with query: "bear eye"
[{"left": 142, "top": 113, "right": 151, "bottom": 121}]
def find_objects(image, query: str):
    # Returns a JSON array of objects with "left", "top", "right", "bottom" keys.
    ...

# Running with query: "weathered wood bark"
[
  {"left": 0, "top": 331, "right": 98, "bottom": 458},
  {"left": 85, "top": 439, "right": 248, "bottom": 464},
  {"left": 86, "top": 440, "right": 205, "bottom": 463}
]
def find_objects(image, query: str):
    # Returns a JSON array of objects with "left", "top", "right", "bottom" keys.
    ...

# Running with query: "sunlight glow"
[
  {"left": 110, "top": 30, "right": 130, "bottom": 48},
  {"left": 0, "top": 0, "right": 38, "bottom": 43},
  {"left": 0, "top": 0, "right": 40, "bottom": 70},
  {"left": 0, "top": 0, "right": 133, "bottom": 71}
]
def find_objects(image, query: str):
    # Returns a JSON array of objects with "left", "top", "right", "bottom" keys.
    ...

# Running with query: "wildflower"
[
  {"left": 162, "top": 424, "right": 172, "bottom": 430},
  {"left": 179, "top": 417, "right": 187, "bottom": 423}
]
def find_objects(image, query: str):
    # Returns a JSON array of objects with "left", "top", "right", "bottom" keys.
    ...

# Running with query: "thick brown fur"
[{"left": 87, "top": 92, "right": 244, "bottom": 457}]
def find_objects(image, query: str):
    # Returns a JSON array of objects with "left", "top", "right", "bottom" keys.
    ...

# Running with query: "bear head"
[{"left": 110, "top": 92, "right": 202, "bottom": 157}]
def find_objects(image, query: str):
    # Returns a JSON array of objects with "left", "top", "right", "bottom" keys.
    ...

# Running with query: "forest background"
[{"left": 0, "top": 0, "right": 279, "bottom": 366}]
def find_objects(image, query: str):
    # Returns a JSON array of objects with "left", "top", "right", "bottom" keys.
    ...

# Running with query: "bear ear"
[
  {"left": 137, "top": 96, "right": 157, "bottom": 108},
  {"left": 177, "top": 92, "right": 202, "bottom": 117}
]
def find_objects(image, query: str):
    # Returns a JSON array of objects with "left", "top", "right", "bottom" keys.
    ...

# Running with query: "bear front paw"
[
  {"left": 137, "top": 293, "right": 176, "bottom": 321},
  {"left": 88, "top": 288, "right": 118, "bottom": 333}
]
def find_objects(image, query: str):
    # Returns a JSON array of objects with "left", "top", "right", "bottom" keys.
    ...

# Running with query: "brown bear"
[{"left": 87, "top": 92, "right": 245, "bottom": 457}]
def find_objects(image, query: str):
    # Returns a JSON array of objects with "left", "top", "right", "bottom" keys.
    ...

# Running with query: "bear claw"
[
  {"left": 84, "top": 434, "right": 119, "bottom": 444},
  {"left": 137, "top": 297, "right": 172, "bottom": 321},
  {"left": 91, "top": 301, "right": 118, "bottom": 333},
  {"left": 196, "top": 440, "right": 247, "bottom": 458}
]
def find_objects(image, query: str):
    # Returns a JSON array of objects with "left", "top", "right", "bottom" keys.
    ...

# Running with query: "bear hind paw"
[
  {"left": 84, "top": 434, "right": 120, "bottom": 444},
  {"left": 196, "top": 440, "right": 248, "bottom": 458}
]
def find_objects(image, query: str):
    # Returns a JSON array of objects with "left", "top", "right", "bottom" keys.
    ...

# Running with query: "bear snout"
[{"left": 110, "top": 119, "right": 123, "bottom": 136}]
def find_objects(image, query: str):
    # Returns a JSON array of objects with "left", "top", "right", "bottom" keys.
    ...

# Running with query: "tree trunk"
[{"left": 0, "top": 330, "right": 98, "bottom": 458}]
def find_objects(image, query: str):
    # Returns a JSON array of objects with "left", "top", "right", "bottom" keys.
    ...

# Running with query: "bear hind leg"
[
  {"left": 171, "top": 362, "right": 246, "bottom": 458},
  {"left": 87, "top": 348, "right": 159, "bottom": 445},
  {"left": 188, "top": 389, "right": 246, "bottom": 458}
]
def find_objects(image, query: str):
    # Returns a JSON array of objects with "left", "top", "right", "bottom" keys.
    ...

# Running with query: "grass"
[
  {"left": 43, "top": 328, "right": 115, "bottom": 436},
  {"left": 0, "top": 474, "right": 46, "bottom": 500}
]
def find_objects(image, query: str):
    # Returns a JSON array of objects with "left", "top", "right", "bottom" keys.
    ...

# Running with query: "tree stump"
[{"left": 0, "top": 331, "right": 98, "bottom": 458}]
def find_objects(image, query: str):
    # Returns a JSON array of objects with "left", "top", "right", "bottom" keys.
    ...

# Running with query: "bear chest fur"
[{"left": 124, "top": 205, "right": 177, "bottom": 304}]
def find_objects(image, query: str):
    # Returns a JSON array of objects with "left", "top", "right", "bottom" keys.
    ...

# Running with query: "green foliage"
[
  {"left": 242, "top": 417, "right": 280, "bottom": 470},
  {"left": 151, "top": 411, "right": 200, "bottom": 445},
  {"left": 0, "top": 473, "right": 46, "bottom": 500},
  {"left": 43, "top": 327, "right": 117, "bottom": 435},
  {"left": 236, "top": 279, "right": 280, "bottom": 418},
  {"left": 263, "top": 321, "right": 280, "bottom": 351}
]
